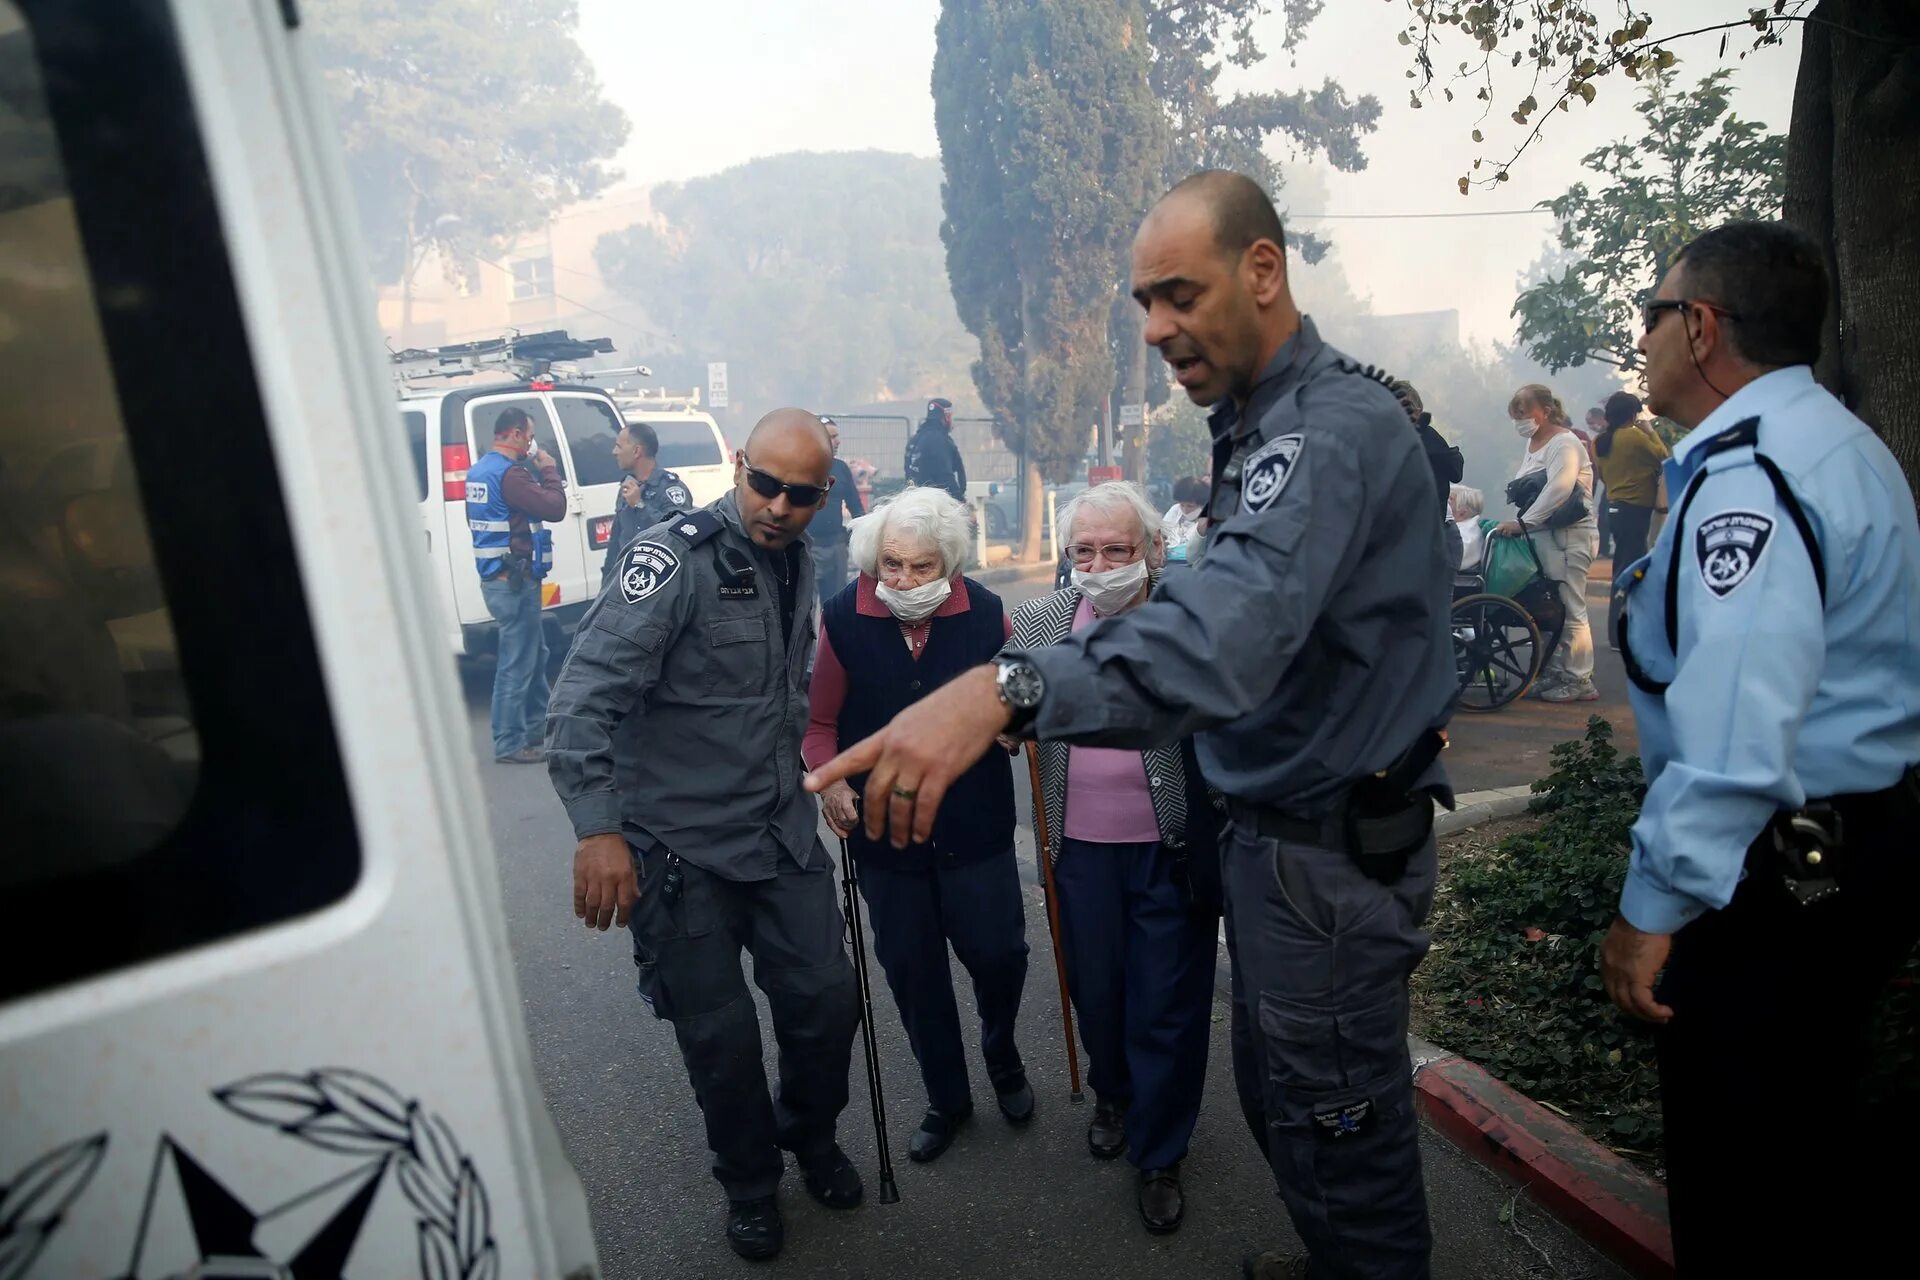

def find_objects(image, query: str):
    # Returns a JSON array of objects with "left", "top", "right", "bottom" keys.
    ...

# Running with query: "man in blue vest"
[{"left": 467, "top": 406, "right": 567, "bottom": 764}]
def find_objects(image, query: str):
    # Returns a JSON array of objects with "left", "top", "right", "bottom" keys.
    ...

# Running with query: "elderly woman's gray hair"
[
  {"left": 1449, "top": 484, "right": 1485, "bottom": 519},
  {"left": 848, "top": 485, "right": 973, "bottom": 579},
  {"left": 1059, "top": 481, "right": 1166, "bottom": 566}
]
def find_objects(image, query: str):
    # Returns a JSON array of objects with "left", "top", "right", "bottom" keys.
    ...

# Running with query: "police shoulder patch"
[
  {"left": 665, "top": 483, "right": 690, "bottom": 507},
  {"left": 1241, "top": 433, "right": 1305, "bottom": 514},
  {"left": 1696, "top": 509, "right": 1773, "bottom": 598},
  {"left": 620, "top": 541, "right": 682, "bottom": 604},
  {"left": 662, "top": 508, "right": 724, "bottom": 547}
]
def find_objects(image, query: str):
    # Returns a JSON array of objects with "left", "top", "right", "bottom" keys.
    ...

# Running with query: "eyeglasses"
[
  {"left": 741, "top": 457, "right": 831, "bottom": 507},
  {"left": 1643, "top": 298, "right": 1740, "bottom": 336},
  {"left": 1064, "top": 542, "right": 1141, "bottom": 566}
]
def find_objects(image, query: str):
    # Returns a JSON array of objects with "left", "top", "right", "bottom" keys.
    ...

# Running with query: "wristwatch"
[{"left": 994, "top": 658, "right": 1045, "bottom": 735}]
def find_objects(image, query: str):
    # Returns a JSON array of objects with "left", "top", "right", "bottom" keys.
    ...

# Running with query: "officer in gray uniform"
[
  {"left": 601, "top": 419, "right": 693, "bottom": 591},
  {"left": 806, "top": 171, "right": 1457, "bottom": 1280},
  {"left": 550, "top": 409, "right": 862, "bottom": 1262}
]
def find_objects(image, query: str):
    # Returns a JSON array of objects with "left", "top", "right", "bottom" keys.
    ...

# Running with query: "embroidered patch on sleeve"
[
  {"left": 1241, "top": 433, "right": 1305, "bottom": 514},
  {"left": 1696, "top": 510, "right": 1773, "bottom": 598},
  {"left": 620, "top": 541, "right": 682, "bottom": 604}
]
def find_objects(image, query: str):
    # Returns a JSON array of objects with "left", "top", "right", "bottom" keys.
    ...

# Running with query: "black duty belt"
[
  {"left": 1760, "top": 762, "right": 1920, "bottom": 906},
  {"left": 1229, "top": 802, "right": 1344, "bottom": 851}
]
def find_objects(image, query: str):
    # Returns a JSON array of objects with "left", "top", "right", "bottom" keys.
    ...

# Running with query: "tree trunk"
[
  {"left": 1018, "top": 459, "right": 1046, "bottom": 563},
  {"left": 1784, "top": 0, "right": 1920, "bottom": 498}
]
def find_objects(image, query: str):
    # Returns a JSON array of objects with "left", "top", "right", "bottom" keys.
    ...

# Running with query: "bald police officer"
[
  {"left": 549, "top": 409, "right": 862, "bottom": 1262},
  {"left": 808, "top": 171, "right": 1457, "bottom": 1280},
  {"left": 600, "top": 419, "right": 692, "bottom": 591},
  {"left": 1603, "top": 221, "right": 1920, "bottom": 1275}
]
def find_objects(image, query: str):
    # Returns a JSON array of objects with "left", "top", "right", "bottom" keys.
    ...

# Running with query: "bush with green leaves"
[{"left": 1418, "top": 717, "right": 1663, "bottom": 1149}]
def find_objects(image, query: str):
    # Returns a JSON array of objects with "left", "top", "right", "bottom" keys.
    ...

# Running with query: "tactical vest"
[{"left": 466, "top": 450, "right": 554, "bottom": 583}]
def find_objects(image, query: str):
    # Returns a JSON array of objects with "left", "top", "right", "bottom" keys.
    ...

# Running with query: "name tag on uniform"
[{"left": 718, "top": 584, "right": 757, "bottom": 598}]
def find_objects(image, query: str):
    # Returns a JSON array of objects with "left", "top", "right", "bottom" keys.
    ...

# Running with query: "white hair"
[
  {"left": 1060, "top": 481, "right": 1166, "bottom": 566},
  {"left": 848, "top": 485, "right": 972, "bottom": 579},
  {"left": 1449, "top": 484, "right": 1485, "bottom": 518}
]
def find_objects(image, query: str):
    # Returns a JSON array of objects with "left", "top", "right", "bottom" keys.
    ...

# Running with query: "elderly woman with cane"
[
  {"left": 1010, "top": 481, "right": 1223, "bottom": 1236},
  {"left": 804, "top": 486, "right": 1033, "bottom": 1165}
]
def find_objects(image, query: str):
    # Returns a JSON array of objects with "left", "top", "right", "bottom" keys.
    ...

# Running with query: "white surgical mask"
[
  {"left": 1514, "top": 418, "right": 1538, "bottom": 439},
  {"left": 875, "top": 575, "right": 952, "bottom": 622},
  {"left": 1071, "top": 559, "right": 1149, "bottom": 615}
]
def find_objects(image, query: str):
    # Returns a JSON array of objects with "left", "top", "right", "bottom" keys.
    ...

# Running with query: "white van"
[
  {"left": 399, "top": 369, "right": 631, "bottom": 657},
  {"left": 0, "top": 3, "right": 597, "bottom": 1277},
  {"left": 613, "top": 391, "right": 734, "bottom": 510}
]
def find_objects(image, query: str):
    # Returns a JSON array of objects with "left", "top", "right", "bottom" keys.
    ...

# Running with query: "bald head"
[
  {"left": 1152, "top": 170, "right": 1287, "bottom": 263},
  {"left": 736, "top": 407, "right": 834, "bottom": 549}
]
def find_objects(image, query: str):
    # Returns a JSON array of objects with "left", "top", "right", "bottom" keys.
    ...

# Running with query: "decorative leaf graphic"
[
  {"left": 412, "top": 1110, "right": 463, "bottom": 1187},
  {"left": 0, "top": 1133, "right": 107, "bottom": 1232},
  {"left": 398, "top": 1157, "right": 455, "bottom": 1226},
  {"left": 453, "top": 1161, "right": 488, "bottom": 1264},
  {"left": 0, "top": 1223, "right": 53, "bottom": 1280},
  {"left": 215, "top": 1074, "right": 329, "bottom": 1130},
  {"left": 418, "top": 1219, "right": 459, "bottom": 1280},
  {"left": 313, "top": 1069, "right": 413, "bottom": 1144},
  {"left": 290, "top": 1114, "right": 409, "bottom": 1157},
  {"left": 469, "top": 1244, "right": 501, "bottom": 1280}
]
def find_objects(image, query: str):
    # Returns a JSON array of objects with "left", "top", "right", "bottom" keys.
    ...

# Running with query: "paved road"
[{"left": 466, "top": 573, "right": 1633, "bottom": 1278}]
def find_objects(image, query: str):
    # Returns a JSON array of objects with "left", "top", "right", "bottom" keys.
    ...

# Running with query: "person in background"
[
  {"left": 601, "top": 420, "right": 691, "bottom": 591},
  {"left": 1493, "top": 384, "right": 1599, "bottom": 702},
  {"left": 1601, "top": 219, "right": 1920, "bottom": 1276},
  {"left": 467, "top": 406, "right": 566, "bottom": 763},
  {"left": 1592, "top": 390, "right": 1670, "bottom": 572},
  {"left": 1160, "top": 476, "right": 1208, "bottom": 561},
  {"left": 1394, "top": 380, "right": 1464, "bottom": 576},
  {"left": 806, "top": 485, "right": 1032, "bottom": 1165},
  {"left": 904, "top": 397, "right": 968, "bottom": 502},
  {"left": 1013, "top": 481, "right": 1221, "bottom": 1236},
  {"left": 809, "top": 415, "right": 867, "bottom": 599},
  {"left": 1586, "top": 404, "right": 1612, "bottom": 557},
  {"left": 1449, "top": 484, "right": 1487, "bottom": 574}
]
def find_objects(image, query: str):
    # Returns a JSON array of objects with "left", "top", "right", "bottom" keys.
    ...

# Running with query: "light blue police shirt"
[{"left": 1618, "top": 365, "right": 1920, "bottom": 934}]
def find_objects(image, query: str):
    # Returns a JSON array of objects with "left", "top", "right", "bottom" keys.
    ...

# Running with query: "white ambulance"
[{"left": 0, "top": 2, "right": 598, "bottom": 1276}]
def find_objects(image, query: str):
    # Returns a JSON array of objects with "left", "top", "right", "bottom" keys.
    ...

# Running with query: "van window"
[
  {"left": 402, "top": 409, "right": 429, "bottom": 501},
  {"left": 554, "top": 395, "right": 627, "bottom": 487},
  {"left": 467, "top": 396, "right": 568, "bottom": 481},
  {"left": 0, "top": 0, "right": 359, "bottom": 1001},
  {"left": 647, "top": 419, "right": 726, "bottom": 469}
]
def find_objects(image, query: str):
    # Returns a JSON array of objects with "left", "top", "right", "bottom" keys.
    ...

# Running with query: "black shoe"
[
  {"left": 1137, "top": 1165, "right": 1184, "bottom": 1234},
  {"left": 1087, "top": 1098, "right": 1126, "bottom": 1159},
  {"left": 907, "top": 1105, "right": 972, "bottom": 1163},
  {"left": 494, "top": 747, "right": 543, "bottom": 764},
  {"left": 1241, "top": 1251, "right": 1311, "bottom": 1280},
  {"left": 994, "top": 1074, "right": 1036, "bottom": 1125},
  {"left": 726, "top": 1195, "right": 783, "bottom": 1261},
  {"left": 800, "top": 1144, "right": 864, "bottom": 1210}
]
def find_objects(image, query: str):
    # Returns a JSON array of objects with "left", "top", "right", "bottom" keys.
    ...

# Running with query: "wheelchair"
[{"left": 1450, "top": 530, "right": 1566, "bottom": 712}]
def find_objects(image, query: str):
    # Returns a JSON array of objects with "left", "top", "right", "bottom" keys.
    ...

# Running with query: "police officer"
[
  {"left": 904, "top": 397, "right": 967, "bottom": 501},
  {"left": 601, "top": 419, "right": 691, "bottom": 590},
  {"left": 807, "top": 171, "right": 1457, "bottom": 1280},
  {"left": 1602, "top": 221, "right": 1920, "bottom": 1275},
  {"left": 548, "top": 409, "right": 863, "bottom": 1262}
]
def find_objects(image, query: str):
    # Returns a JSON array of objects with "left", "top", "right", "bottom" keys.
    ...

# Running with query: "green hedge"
[{"left": 1419, "top": 716, "right": 1920, "bottom": 1160}]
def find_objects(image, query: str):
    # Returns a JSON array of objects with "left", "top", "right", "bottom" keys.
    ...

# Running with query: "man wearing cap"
[
  {"left": 810, "top": 416, "right": 866, "bottom": 597},
  {"left": 905, "top": 397, "right": 967, "bottom": 502}
]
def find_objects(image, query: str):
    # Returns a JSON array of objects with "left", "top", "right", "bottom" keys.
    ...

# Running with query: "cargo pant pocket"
[
  {"left": 631, "top": 935, "right": 671, "bottom": 1020},
  {"left": 1256, "top": 987, "right": 1409, "bottom": 1143}
]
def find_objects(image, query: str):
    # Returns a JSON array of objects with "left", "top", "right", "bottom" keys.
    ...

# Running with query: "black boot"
[
  {"left": 907, "top": 1105, "right": 973, "bottom": 1163},
  {"left": 1087, "top": 1097, "right": 1126, "bottom": 1159},
  {"left": 726, "top": 1194, "right": 783, "bottom": 1261},
  {"left": 800, "top": 1144, "right": 865, "bottom": 1210}
]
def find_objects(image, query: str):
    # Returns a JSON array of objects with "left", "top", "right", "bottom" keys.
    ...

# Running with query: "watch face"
[{"left": 1002, "top": 661, "right": 1044, "bottom": 708}]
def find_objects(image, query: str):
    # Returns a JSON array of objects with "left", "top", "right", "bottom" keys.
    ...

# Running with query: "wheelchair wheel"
[{"left": 1451, "top": 592, "right": 1543, "bottom": 712}]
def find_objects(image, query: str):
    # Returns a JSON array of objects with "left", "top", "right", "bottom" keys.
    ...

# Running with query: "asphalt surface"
[{"left": 467, "top": 564, "right": 1636, "bottom": 1279}]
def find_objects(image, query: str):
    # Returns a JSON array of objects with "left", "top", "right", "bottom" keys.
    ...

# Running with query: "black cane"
[{"left": 838, "top": 834, "right": 900, "bottom": 1204}]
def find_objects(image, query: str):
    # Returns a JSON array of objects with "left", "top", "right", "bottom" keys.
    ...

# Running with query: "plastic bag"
[{"left": 1483, "top": 530, "right": 1537, "bottom": 599}]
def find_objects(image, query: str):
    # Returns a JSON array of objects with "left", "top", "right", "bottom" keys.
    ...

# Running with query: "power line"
[{"left": 1287, "top": 208, "right": 1555, "bottom": 221}]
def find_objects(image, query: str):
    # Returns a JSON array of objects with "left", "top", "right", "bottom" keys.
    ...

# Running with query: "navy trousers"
[
  {"left": 857, "top": 850, "right": 1030, "bottom": 1115},
  {"left": 1054, "top": 837, "right": 1215, "bottom": 1170}
]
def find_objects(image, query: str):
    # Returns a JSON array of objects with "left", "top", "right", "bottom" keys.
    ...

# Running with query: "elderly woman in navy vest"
[
  {"left": 804, "top": 485, "right": 1032, "bottom": 1164},
  {"left": 1010, "top": 481, "right": 1222, "bottom": 1236}
]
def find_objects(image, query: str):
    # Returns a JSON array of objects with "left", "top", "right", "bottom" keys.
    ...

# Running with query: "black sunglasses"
[
  {"left": 741, "top": 457, "right": 831, "bottom": 507},
  {"left": 1643, "top": 297, "right": 1740, "bottom": 336}
]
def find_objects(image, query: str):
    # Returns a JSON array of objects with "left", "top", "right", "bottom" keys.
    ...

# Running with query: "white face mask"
[
  {"left": 1514, "top": 418, "right": 1539, "bottom": 439},
  {"left": 875, "top": 575, "right": 951, "bottom": 622},
  {"left": 1072, "top": 559, "right": 1149, "bottom": 615}
]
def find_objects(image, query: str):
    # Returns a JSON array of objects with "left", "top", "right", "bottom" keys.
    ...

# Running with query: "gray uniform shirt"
[
  {"left": 549, "top": 492, "right": 820, "bottom": 879},
  {"left": 1011, "top": 316, "right": 1456, "bottom": 815},
  {"left": 602, "top": 467, "right": 693, "bottom": 591}
]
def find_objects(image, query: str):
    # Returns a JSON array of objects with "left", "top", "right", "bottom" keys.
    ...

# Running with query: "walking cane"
[
  {"left": 1026, "top": 750, "right": 1085, "bottom": 1103},
  {"left": 837, "top": 833, "right": 901, "bottom": 1204}
]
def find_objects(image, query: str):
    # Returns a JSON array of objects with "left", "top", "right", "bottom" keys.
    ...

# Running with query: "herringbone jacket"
[{"left": 1010, "top": 585, "right": 1209, "bottom": 866}]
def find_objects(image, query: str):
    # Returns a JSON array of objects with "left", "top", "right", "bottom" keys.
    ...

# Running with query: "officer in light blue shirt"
[{"left": 1603, "top": 221, "right": 1920, "bottom": 1275}]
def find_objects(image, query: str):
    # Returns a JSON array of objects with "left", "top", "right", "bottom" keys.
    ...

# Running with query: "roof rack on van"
[
  {"left": 389, "top": 330, "right": 630, "bottom": 389},
  {"left": 611, "top": 387, "right": 706, "bottom": 414}
]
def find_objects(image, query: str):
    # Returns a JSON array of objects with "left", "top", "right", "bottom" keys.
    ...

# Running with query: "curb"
[{"left": 1411, "top": 1041, "right": 1673, "bottom": 1279}]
